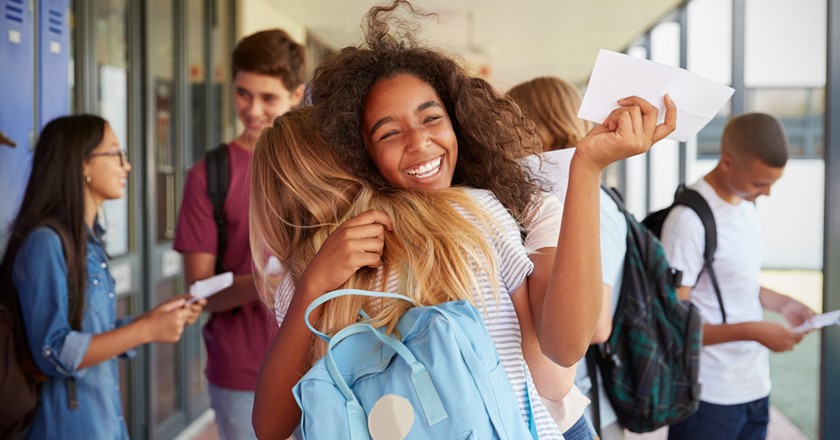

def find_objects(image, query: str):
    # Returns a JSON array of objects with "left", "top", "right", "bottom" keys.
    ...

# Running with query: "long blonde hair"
[
  {"left": 250, "top": 106, "right": 500, "bottom": 361},
  {"left": 507, "top": 76, "right": 591, "bottom": 151}
]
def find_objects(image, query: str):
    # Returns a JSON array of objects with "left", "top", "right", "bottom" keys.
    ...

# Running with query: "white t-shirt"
[
  {"left": 660, "top": 177, "right": 770, "bottom": 405},
  {"left": 523, "top": 192, "right": 563, "bottom": 253},
  {"left": 273, "top": 188, "right": 563, "bottom": 439}
]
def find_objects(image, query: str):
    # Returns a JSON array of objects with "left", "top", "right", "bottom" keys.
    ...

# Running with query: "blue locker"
[
  {"left": 38, "top": 0, "right": 69, "bottom": 128},
  {"left": 0, "top": 0, "right": 34, "bottom": 257}
]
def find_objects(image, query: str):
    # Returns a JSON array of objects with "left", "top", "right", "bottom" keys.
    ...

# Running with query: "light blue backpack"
[{"left": 293, "top": 289, "right": 538, "bottom": 440}]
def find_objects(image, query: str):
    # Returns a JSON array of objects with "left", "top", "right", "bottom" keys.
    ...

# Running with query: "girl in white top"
[{"left": 249, "top": 3, "right": 676, "bottom": 439}]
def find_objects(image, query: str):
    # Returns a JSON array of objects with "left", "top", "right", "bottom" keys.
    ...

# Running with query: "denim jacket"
[{"left": 13, "top": 225, "right": 135, "bottom": 439}]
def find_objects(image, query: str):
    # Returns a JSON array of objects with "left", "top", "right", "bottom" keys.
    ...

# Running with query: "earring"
[{"left": 85, "top": 175, "right": 92, "bottom": 183}]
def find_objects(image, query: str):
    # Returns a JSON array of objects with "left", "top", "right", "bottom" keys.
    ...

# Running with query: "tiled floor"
[
  {"left": 173, "top": 410, "right": 217, "bottom": 440},
  {"left": 179, "top": 405, "right": 806, "bottom": 440},
  {"left": 625, "top": 406, "right": 806, "bottom": 440}
]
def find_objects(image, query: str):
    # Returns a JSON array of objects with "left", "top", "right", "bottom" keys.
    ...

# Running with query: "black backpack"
[
  {"left": 0, "top": 303, "right": 40, "bottom": 438},
  {"left": 205, "top": 144, "right": 230, "bottom": 275},
  {"left": 642, "top": 184, "right": 726, "bottom": 322},
  {"left": 586, "top": 186, "right": 703, "bottom": 433}
]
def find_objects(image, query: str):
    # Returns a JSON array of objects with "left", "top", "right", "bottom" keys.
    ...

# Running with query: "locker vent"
[
  {"left": 47, "top": 8, "right": 62, "bottom": 35},
  {"left": 5, "top": 0, "right": 24, "bottom": 24}
]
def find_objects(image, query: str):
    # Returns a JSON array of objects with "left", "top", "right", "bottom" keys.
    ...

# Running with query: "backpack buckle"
[
  {"left": 603, "top": 345, "right": 622, "bottom": 368},
  {"left": 669, "top": 268, "right": 683, "bottom": 287}
]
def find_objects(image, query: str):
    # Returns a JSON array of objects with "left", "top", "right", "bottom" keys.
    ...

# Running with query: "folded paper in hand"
[
  {"left": 793, "top": 309, "right": 840, "bottom": 333},
  {"left": 189, "top": 272, "right": 233, "bottom": 303},
  {"left": 578, "top": 49, "right": 735, "bottom": 142}
]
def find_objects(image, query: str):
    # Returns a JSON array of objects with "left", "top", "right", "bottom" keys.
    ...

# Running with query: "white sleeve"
[
  {"left": 273, "top": 271, "right": 296, "bottom": 327},
  {"left": 523, "top": 193, "right": 562, "bottom": 252},
  {"left": 599, "top": 190, "right": 627, "bottom": 287},
  {"left": 660, "top": 205, "right": 706, "bottom": 287}
]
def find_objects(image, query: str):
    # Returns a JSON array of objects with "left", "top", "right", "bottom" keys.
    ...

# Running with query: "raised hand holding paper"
[
  {"left": 578, "top": 49, "right": 734, "bottom": 142},
  {"left": 188, "top": 272, "right": 233, "bottom": 303}
]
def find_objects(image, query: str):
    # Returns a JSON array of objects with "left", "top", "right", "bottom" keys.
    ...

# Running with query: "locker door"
[
  {"left": 0, "top": 0, "right": 34, "bottom": 255},
  {"left": 38, "top": 0, "right": 69, "bottom": 128}
]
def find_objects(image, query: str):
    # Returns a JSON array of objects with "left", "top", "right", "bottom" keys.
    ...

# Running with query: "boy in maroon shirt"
[{"left": 173, "top": 29, "right": 305, "bottom": 440}]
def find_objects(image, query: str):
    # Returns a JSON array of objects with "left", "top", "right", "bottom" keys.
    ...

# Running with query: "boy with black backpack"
[
  {"left": 173, "top": 29, "right": 305, "bottom": 440},
  {"left": 659, "top": 113, "right": 814, "bottom": 440}
]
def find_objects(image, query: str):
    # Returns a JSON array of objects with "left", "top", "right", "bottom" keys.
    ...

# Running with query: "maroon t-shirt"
[{"left": 173, "top": 142, "right": 277, "bottom": 391}]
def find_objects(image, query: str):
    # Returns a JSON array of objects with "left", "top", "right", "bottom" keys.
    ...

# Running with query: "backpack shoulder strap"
[
  {"left": 205, "top": 143, "right": 230, "bottom": 275},
  {"left": 673, "top": 188, "right": 727, "bottom": 322},
  {"left": 601, "top": 185, "right": 628, "bottom": 215},
  {"left": 673, "top": 189, "right": 716, "bottom": 262},
  {"left": 585, "top": 345, "right": 603, "bottom": 437}
]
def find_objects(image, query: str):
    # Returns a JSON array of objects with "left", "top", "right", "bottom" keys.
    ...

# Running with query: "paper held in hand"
[
  {"left": 578, "top": 49, "right": 735, "bottom": 142},
  {"left": 793, "top": 309, "right": 840, "bottom": 333},
  {"left": 188, "top": 272, "right": 233, "bottom": 304}
]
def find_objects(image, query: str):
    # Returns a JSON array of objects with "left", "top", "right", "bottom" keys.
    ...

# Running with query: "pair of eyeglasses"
[{"left": 88, "top": 150, "right": 129, "bottom": 167}]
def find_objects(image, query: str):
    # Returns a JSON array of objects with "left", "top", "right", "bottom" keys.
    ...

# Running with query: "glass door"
[{"left": 145, "top": 1, "right": 188, "bottom": 437}]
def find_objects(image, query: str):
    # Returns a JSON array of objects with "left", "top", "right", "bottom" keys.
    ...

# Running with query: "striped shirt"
[{"left": 273, "top": 188, "right": 563, "bottom": 439}]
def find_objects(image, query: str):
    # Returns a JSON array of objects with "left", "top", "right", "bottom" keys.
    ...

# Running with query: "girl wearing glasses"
[{"left": 0, "top": 114, "right": 205, "bottom": 439}]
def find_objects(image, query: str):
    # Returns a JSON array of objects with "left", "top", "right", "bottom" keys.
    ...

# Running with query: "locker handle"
[{"left": 0, "top": 132, "right": 16, "bottom": 148}]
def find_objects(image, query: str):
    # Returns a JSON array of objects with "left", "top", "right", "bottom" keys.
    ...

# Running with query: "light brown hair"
[{"left": 507, "top": 76, "right": 590, "bottom": 151}]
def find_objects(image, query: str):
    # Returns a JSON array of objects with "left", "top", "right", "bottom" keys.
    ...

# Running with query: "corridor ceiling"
[{"left": 273, "top": 0, "right": 682, "bottom": 91}]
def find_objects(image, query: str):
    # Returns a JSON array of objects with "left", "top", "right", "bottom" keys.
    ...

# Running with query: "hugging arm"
[
  {"left": 252, "top": 210, "right": 392, "bottom": 438},
  {"left": 253, "top": 283, "right": 320, "bottom": 439}
]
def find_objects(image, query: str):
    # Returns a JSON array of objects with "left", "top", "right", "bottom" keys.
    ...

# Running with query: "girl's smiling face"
[
  {"left": 362, "top": 73, "right": 458, "bottom": 191},
  {"left": 84, "top": 124, "right": 131, "bottom": 202}
]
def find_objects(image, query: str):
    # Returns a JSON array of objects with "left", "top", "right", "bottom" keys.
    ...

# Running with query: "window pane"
[
  {"left": 747, "top": 88, "right": 824, "bottom": 159},
  {"left": 687, "top": 0, "right": 732, "bottom": 85},
  {"left": 745, "top": 0, "right": 826, "bottom": 87},
  {"left": 153, "top": 279, "right": 180, "bottom": 423},
  {"left": 148, "top": 0, "right": 176, "bottom": 242},
  {"left": 650, "top": 21, "right": 680, "bottom": 67},
  {"left": 188, "top": 0, "right": 207, "bottom": 166},
  {"left": 212, "top": 0, "right": 235, "bottom": 144},
  {"left": 688, "top": 0, "right": 732, "bottom": 158},
  {"left": 94, "top": 0, "right": 130, "bottom": 256}
]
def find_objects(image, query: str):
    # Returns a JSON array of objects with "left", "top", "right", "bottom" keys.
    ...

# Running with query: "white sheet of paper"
[
  {"left": 188, "top": 271, "right": 233, "bottom": 303},
  {"left": 578, "top": 49, "right": 735, "bottom": 142},
  {"left": 793, "top": 309, "right": 840, "bottom": 333},
  {"left": 523, "top": 148, "right": 576, "bottom": 203}
]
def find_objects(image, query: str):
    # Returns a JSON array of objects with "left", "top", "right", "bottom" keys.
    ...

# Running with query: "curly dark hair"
[{"left": 308, "top": 0, "right": 544, "bottom": 220}]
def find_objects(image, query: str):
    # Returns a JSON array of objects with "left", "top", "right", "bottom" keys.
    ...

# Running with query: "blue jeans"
[
  {"left": 208, "top": 383, "right": 258, "bottom": 440},
  {"left": 668, "top": 397, "right": 769, "bottom": 440},
  {"left": 564, "top": 414, "right": 598, "bottom": 440}
]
